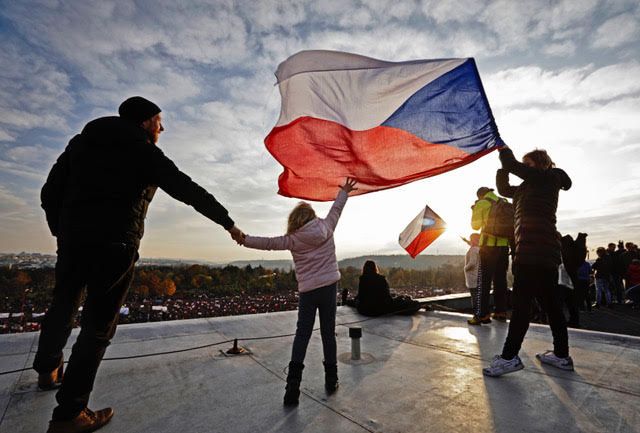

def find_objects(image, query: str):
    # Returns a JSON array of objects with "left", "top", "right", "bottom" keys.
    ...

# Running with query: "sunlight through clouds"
[{"left": 0, "top": 0, "right": 639, "bottom": 259}]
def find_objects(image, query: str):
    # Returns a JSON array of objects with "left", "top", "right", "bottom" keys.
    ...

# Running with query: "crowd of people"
[
  {"left": 0, "top": 292, "right": 302, "bottom": 334},
  {"left": 120, "top": 293, "right": 299, "bottom": 323},
  {"left": 591, "top": 242, "right": 640, "bottom": 307}
]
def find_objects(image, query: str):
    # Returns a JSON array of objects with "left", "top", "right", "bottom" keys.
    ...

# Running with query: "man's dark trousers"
[
  {"left": 478, "top": 246, "right": 509, "bottom": 316},
  {"left": 502, "top": 264, "right": 569, "bottom": 359},
  {"left": 33, "top": 241, "right": 138, "bottom": 420}
]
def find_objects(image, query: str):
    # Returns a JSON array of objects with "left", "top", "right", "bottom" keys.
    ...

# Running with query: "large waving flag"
[
  {"left": 265, "top": 50, "right": 504, "bottom": 201},
  {"left": 399, "top": 205, "right": 446, "bottom": 258}
]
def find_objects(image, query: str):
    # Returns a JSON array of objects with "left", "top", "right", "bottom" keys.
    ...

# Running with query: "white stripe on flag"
[{"left": 275, "top": 51, "right": 467, "bottom": 130}]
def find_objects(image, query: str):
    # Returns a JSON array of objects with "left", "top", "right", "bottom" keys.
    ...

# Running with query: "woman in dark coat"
[
  {"left": 355, "top": 261, "right": 420, "bottom": 316},
  {"left": 483, "top": 146, "right": 573, "bottom": 377}
]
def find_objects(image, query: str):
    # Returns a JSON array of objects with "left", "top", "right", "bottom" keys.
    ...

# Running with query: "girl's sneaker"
[
  {"left": 536, "top": 350, "right": 574, "bottom": 371},
  {"left": 482, "top": 355, "right": 524, "bottom": 377}
]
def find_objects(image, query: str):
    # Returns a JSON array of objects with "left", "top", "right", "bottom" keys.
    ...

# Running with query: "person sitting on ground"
[{"left": 352, "top": 260, "right": 421, "bottom": 316}]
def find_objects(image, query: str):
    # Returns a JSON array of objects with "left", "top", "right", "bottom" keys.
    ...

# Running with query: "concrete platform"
[{"left": 1, "top": 308, "right": 639, "bottom": 433}]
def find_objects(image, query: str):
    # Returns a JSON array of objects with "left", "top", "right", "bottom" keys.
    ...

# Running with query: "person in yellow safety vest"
[{"left": 468, "top": 186, "right": 510, "bottom": 325}]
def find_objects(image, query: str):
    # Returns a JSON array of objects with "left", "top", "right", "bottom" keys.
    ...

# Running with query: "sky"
[{"left": 0, "top": 0, "right": 639, "bottom": 263}]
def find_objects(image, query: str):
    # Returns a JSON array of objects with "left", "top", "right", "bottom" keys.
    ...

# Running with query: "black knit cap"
[{"left": 118, "top": 96, "right": 161, "bottom": 125}]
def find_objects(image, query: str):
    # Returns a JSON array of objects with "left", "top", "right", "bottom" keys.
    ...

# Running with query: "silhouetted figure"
[
  {"left": 576, "top": 260, "right": 593, "bottom": 312},
  {"left": 35, "top": 97, "right": 243, "bottom": 433},
  {"left": 622, "top": 242, "right": 639, "bottom": 290},
  {"left": 240, "top": 178, "right": 357, "bottom": 406},
  {"left": 353, "top": 260, "right": 421, "bottom": 316},
  {"left": 608, "top": 242, "right": 625, "bottom": 303},
  {"left": 560, "top": 233, "right": 588, "bottom": 327},
  {"left": 592, "top": 247, "right": 613, "bottom": 307},
  {"left": 483, "top": 146, "right": 573, "bottom": 377},
  {"left": 469, "top": 186, "right": 510, "bottom": 324}
]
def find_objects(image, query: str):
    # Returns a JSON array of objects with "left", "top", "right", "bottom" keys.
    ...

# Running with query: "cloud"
[
  {"left": 0, "top": 107, "right": 68, "bottom": 131},
  {"left": 485, "top": 62, "right": 640, "bottom": 108},
  {"left": 421, "top": 0, "right": 488, "bottom": 24},
  {"left": 0, "top": 129, "right": 16, "bottom": 142},
  {"left": 0, "top": 185, "right": 27, "bottom": 212},
  {"left": 240, "top": 0, "right": 307, "bottom": 31},
  {"left": 1, "top": 0, "right": 639, "bottom": 259},
  {"left": 0, "top": 159, "right": 49, "bottom": 181},
  {"left": 2, "top": 0, "right": 251, "bottom": 116},
  {"left": 592, "top": 13, "right": 640, "bottom": 48},
  {"left": 543, "top": 40, "right": 576, "bottom": 57},
  {"left": 612, "top": 143, "right": 640, "bottom": 154},
  {"left": 0, "top": 40, "right": 73, "bottom": 133}
]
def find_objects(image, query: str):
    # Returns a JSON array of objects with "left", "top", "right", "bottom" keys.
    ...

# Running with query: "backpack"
[{"left": 483, "top": 197, "right": 514, "bottom": 239}]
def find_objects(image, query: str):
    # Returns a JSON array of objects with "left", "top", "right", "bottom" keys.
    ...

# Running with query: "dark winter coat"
[
  {"left": 561, "top": 233, "right": 588, "bottom": 284},
  {"left": 610, "top": 248, "right": 626, "bottom": 276},
  {"left": 496, "top": 148, "right": 572, "bottom": 269},
  {"left": 592, "top": 255, "right": 613, "bottom": 279},
  {"left": 356, "top": 274, "right": 394, "bottom": 316},
  {"left": 41, "top": 116, "right": 234, "bottom": 248}
]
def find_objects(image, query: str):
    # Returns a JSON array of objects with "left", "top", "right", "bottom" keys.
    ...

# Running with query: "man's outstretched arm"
[{"left": 147, "top": 145, "right": 236, "bottom": 231}]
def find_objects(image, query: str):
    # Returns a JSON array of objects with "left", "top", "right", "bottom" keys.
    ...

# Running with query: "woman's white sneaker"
[
  {"left": 482, "top": 355, "right": 524, "bottom": 377},
  {"left": 536, "top": 350, "right": 574, "bottom": 371}
]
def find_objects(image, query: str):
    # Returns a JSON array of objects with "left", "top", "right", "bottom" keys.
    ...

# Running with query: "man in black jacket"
[
  {"left": 34, "top": 96, "right": 244, "bottom": 433},
  {"left": 483, "top": 146, "right": 573, "bottom": 377}
]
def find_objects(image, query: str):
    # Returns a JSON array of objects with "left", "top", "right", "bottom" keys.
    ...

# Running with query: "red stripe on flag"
[
  {"left": 266, "top": 116, "right": 494, "bottom": 201},
  {"left": 404, "top": 228, "right": 446, "bottom": 258}
]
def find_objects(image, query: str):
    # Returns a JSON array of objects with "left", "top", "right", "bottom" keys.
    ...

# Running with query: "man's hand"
[
  {"left": 340, "top": 177, "right": 358, "bottom": 193},
  {"left": 228, "top": 225, "right": 246, "bottom": 245}
]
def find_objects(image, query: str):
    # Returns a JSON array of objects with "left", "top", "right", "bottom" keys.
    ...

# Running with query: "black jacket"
[
  {"left": 496, "top": 148, "right": 571, "bottom": 269},
  {"left": 561, "top": 233, "right": 587, "bottom": 285},
  {"left": 41, "top": 116, "right": 234, "bottom": 247},
  {"left": 356, "top": 274, "right": 394, "bottom": 316},
  {"left": 592, "top": 256, "right": 612, "bottom": 279}
]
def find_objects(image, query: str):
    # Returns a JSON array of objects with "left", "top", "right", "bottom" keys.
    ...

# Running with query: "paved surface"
[{"left": 1, "top": 308, "right": 639, "bottom": 433}]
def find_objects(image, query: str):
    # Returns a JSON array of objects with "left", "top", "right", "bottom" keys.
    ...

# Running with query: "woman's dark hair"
[
  {"left": 523, "top": 149, "right": 555, "bottom": 170},
  {"left": 362, "top": 260, "right": 379, "bottom": 276}
]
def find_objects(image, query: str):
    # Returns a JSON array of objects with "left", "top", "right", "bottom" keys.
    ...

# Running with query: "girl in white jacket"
[{"left": 240, "top": 178, "right": 357, "bottom": 405}]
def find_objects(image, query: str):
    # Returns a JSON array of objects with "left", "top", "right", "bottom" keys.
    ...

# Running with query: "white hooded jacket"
[{"left": 243, "top": 190, "right": 348, "bottom": 293}]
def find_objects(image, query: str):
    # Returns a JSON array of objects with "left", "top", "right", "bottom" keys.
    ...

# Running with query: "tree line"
[{"left": 0, "top": 261, "right": 466, "bottom": 311}]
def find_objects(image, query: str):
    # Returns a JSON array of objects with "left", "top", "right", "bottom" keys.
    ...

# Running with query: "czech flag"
[
  {"left": 265, "top": 50, "right": 504, "bottom": 201},
  {"left": 399, "top": 205, "right": 446, "bottom": 258}
]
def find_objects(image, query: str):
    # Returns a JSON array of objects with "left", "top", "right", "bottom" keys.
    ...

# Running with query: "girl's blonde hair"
[
  {"left": 287, "top": 202, "right": 316, "bottom": 234},
  {"left": 523, "top": 149, "right": 555, "bottom": 170}
]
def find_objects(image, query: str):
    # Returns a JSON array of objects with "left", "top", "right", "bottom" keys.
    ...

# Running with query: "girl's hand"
[{"left": 340, "top": 177, "right": 358, "bottom": 193}]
